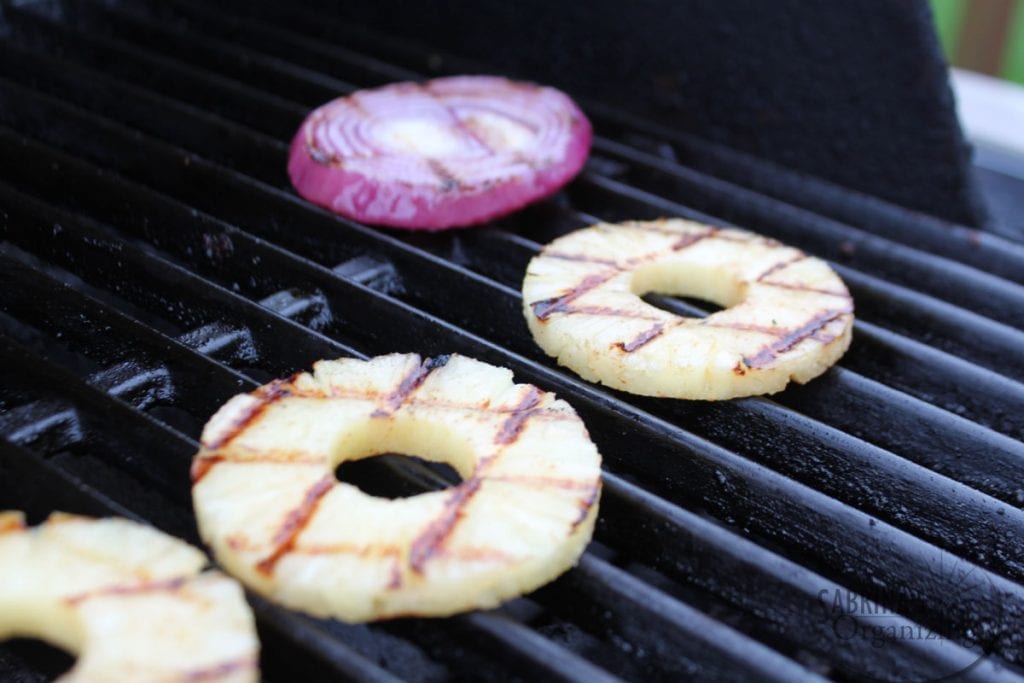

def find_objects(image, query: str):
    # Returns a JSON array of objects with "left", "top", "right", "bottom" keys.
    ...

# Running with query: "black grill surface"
[{"left": 2, "top": 1, "right": 1024, "bottom": 681}]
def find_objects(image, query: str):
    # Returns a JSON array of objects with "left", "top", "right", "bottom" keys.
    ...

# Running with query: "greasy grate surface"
[{"left": 1, "top": 1, "right": 1023, "bottom": 681}]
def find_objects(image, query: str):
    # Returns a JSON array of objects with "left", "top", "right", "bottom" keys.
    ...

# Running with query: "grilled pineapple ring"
[
  {"left": 191, "top": 353, "right": 602, "bottom": 623},
  {"left": 0, "top": 512, "right": 259, "bottom": 682},
  {"left": 522, "top": 219, "right": 854, "bottom": 400}
]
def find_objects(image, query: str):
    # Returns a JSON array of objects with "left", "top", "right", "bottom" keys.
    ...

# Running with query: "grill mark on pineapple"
[
  {"left": 615, "top": 322, "right": 665, "bottom": 353},
  {"left": 756, "top": 254, "right": 806, "bottom": 281},
  {"left": 495, "top": 387, "right": 544, "bottom": 445},
  {"left": 544, "top": 251, "right": 621, "bottom": 267},
  {"left": 409, "top": 477, "right": 483, "bottom": 574},
  {"left": 488, "top": 475, "right": 599, "bottom": 490},
  {"left": 204, "top": 378, "right": 295, "bottom": 450},
  {"left": 670, "top": 228, "right": 717, "bottom": 251},
  {"left": 256, "top": 474, "right": 335, "bottom": 576},
  {"left": 191, "top": 455, "right": 226, "bottom": 484},
  {"left": 569, "top": 484, "right": 601, "bottom": 533},
  {"left": 531, "top": 272, "right": 616, "bottom": 320},
  {"left": 254, "top": 540, "right": 515, "bottom": 567},
  {"left": 564, "top": 305, "right": 662, "bottom": 321},
  {"left": 758, "top": 280, "right": 851, "bottom": 297},
  {"left": 408, "top": 388, "right": 546, "bottom": 573},
  {"left": 183, "top": 655, "right": 259, "bottom": 682},
  {"left": 543, "top": 228, "right": 716, "bottom": 269},
  {"left": 244, "top": 382, "right": 572, "bottom": 418},
  {"left": 702, "top": 321, "right": 783, "bottom": 336},
  {"left": 65, "top": 577, "right": 189, "bottom": 605},
  {"left": 388, "top": 552, "right": 403, "bottom": 589},
  {"left": 627, "top": 223, "right": 785, "bottom": 247},
  {"left": 743, "top": 307, "right": 853, "bottom": 368},
  {"left": 373, "top": 354, "right": 451, "bottom": 417},
  {"left": 192, "top": 452, "right": 325, "bottom": 484}
]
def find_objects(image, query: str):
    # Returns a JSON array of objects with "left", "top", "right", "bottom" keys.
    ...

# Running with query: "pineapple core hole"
[
  {"left": 641, "top": 293, "right": 724, "bottom": 318},
  {"left": 329, "top": 416, "right": 473, "bottom": 499},
  {"left": 335, "top": 455, "right": 462, "bottom": 499},
  {"left": 630, "top": 261, "right": 744, "bottom": 316},
  {"left": 3, "top": 638, "right": 75, "bottom": 678}
]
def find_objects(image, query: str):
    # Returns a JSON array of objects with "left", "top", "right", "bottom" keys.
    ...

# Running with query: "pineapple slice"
[
  {"left": 522, "top": 219, "right": 854, "bottom": 400},
  {"left": 192, "top": 353, "right": 602, "bottom": 623},
  {"left": 0, "top": 512, "right": 259, "bottom": 682}
]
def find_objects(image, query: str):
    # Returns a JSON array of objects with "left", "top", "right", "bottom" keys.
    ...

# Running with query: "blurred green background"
[{"left": 931, "top": 0, "right": 1024, "bottom": 83}]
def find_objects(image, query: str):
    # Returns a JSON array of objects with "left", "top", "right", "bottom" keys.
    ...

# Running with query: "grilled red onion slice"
[{"left": 287, "top": 75, "right": 592, "bottom": 230}]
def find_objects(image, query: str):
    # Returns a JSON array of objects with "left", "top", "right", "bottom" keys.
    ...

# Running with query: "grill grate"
[{"left": 2, "top": 0, "right": 1024, "bottom": 680}]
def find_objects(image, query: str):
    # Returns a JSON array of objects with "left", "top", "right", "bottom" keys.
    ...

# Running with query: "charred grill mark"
[
  {"left": 756, "top": 254, "right": 806, "bottom": 281},
  {"left": 373, "top": 355, "right": 451, "bottom": 417},
  {"left": 272, "top": 541, "right": 514, "bottom": 565},
  {"left": 561, "top": 305, "right": 662, "bottom": 321},
  {"left": 488, "top": 474, "right": 599, "bottom": 490},
  {"left": 256, "top": 475, "right": 335, "bottom": 576},
  {"left": 759, "top": 280, "right": 852, "bottom": 297},
  {"left": 671, "top": 228, "right": 717, "bottom": 251},
  {"left": 388, "top": 552, "right": 403, "bottom": 590},
  {"left": 743, "top": 307, "right": 853, "bottom": 368},
  {"left": 307, "top": 141, "right": 342, "bottom": 167},
  {"left": 626, "top": 222, "right": 719, "bottom": 242},
  {"left": 530, "top": 272, "right": 616, "bottom": 320},
  {"left": 456, "top": 117, "right": 496, "bottom": 155},
  {"left": 615, "top": 323, "right": 665, "bottom": 353},
  {"left": 569, "top": 484, "right": 601, "bottom": 533},
  {"left": 192, "top": 452, "right": 325, "bottom": 484},
  {"left": 183, "top": 656, "right": 260, "bottom": 682},
  {"left": 65, "top": 577, "right": 188, "bottom": 605},
  {"left": 704, "top": 321, "right": 781, "bottom": 336},
  {"left": 204, "top": 379, "right": 295, "bottom": 451},
  {"left": 427, "top": 159, "right": 461, "bottom": 192},
  {"left": 421, "top": 82, "right": 496, "bottom": 156},
  {"left": 495, "top": 387, "right": 544, "bottom": 445},
  {"left": 191, "top": 455, "right": 225, "bottom": 485},
  {"left": 409, "top": 477, "right": 482, "bottom": 574},
  {"left": 733, "top": 362, "right": 747, "bottom": 376},
  {"left": 543, "top": 252, "right": 622, "bottom": 268}
]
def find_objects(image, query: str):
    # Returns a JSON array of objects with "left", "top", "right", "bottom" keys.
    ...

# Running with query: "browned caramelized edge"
[
  {"left": 65, "top": 576, "right": 189, "bottom": 606},
  {"left": 0, "top": 514, "right": 26, "bottom": 534}
]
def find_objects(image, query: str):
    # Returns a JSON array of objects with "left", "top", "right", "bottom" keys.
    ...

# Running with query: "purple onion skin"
[{"left": 287, "top": 77, "right": 593, "bottom": 231}]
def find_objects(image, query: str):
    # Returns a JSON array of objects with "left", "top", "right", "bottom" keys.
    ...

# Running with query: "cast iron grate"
[{"left": 1, "top": 1, "right": 1024, "bottom": 681}]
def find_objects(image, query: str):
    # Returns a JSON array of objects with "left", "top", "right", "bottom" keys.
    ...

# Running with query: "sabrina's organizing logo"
[{"left": 815, "top": 551, "right": 1004, "bottom": 682}]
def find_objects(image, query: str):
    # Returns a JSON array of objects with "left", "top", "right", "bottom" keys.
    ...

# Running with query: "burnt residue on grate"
[{"left": 2, "top": 1, "right": 1024, "bottom": 681}]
